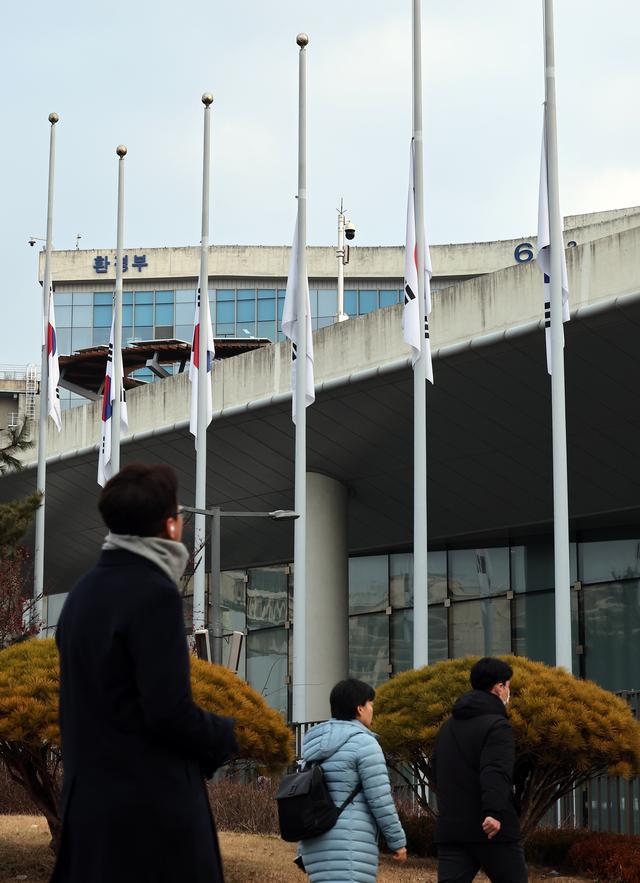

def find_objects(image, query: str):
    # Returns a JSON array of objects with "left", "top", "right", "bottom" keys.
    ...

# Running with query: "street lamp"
[
  {"left": 336, "top": 199, "right": 356, "bottom": 323},
  {"left": 181, "top": 505, "right": 299, "bottom": 665}
]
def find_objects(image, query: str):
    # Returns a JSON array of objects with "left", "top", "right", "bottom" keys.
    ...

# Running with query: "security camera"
[
  {"left": 28, "top": 237, "right": 37, "bottom": 247},
  {"left": 344, "top": 221, "right": 356, "bottom": 241}
]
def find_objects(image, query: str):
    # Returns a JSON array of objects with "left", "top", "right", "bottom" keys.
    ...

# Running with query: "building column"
[{"left": 303, "top": 471, "right": 349, "bottom": 722}]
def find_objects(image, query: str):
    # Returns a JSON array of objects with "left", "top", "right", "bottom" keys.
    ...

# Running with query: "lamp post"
[{"left": 182, "top": 506, "right": 299, "bottom": 665}]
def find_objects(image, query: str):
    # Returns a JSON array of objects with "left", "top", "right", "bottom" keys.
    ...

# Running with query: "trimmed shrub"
[
  {"left": 568, "top": 833, "right": 640, "bottom": 882},
  {"left": 375, "top": 656, "right": 640, "bottom": 839},
  {"left": 525, "top": 826, "right": 592, "bottom": 868},
  {"left": 208, "top": 777, "right": 280, "bottom": 835}
]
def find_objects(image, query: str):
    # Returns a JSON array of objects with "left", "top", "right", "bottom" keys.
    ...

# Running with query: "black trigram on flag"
[
  {"left": 404, "top": 284, "right": 416, "bottom": 305},
  {"left": 291, "top": 342, "right": 298, "bottom": 362},
  {"left": 424, "top": 317, "right": 430, "bottom": 341}
]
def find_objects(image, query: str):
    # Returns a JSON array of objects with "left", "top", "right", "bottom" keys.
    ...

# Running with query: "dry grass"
[{"left": 0, "top": 816, "right": 588, "bottom": 883}]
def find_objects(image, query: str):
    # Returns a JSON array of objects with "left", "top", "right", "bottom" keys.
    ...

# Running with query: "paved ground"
[{"left": 0, "top": 816, "right": 587, "bottom": 882}]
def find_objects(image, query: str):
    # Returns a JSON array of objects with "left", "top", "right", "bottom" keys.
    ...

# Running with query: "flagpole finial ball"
[
  {"left": 296, "top": 33, "right": 309, "bottom": 48},
  {"left": 48, "top": 113, "right": 59, "bottom": 125},
  {"left": 201, "top": 93, "right": 214, "bottom": 107},
  {"left": 116, "top": 145, "right": 127, "bottom": 158}
]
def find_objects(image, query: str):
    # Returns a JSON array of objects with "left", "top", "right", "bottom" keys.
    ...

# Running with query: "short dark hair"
[
  {"left": 98, "top": 463, "right": 179, "bottom": 537},
  {"left": 330, "top": 678, "right": 375, "bottom": 721},
  {"left": 470, "top": 657, "right": 513, "bottom": 692}
]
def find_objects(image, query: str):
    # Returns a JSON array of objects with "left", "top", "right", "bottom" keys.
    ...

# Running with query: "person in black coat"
[
  {"left": 431, "top": 657, "right": 528, "bottom": 883},
  {"left": 50, "top": 463, "right": 238, "bottom": 883}
]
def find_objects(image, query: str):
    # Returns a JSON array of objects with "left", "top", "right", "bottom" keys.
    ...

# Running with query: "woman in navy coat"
[
  {"left": 50, "top": 463, "right": 238, "bottom": 883},
  {"left": 299, "top": 679, "right": 407, "bottom": 882}
]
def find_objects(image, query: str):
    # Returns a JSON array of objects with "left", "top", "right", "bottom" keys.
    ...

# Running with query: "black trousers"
[{"left": 437, "top": 842, "right": 528, "bottom": 883}]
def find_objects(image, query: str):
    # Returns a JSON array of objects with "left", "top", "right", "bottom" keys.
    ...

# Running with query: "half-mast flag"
[
  {"left": 282, "top": 216, "right": 315, "bottom": 424},
  {"left": 403, "top": 140, "right": 433, "bottom": 383},
  {"left": 45, "top": 285, "right": 61, "bottom": 431},
  {"left": 189, "top": 288, "right": 215, "bottom": 443},
  {"left": 97, "top": 315, "right": 128, "bottom": 487},
  {"left": 537, "top": 115, "right": 569, "bottom": 375}
]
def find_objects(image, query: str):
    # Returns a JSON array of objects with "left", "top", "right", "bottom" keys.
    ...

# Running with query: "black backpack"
[{"left": 276, "top": 761, "right": 363, "bottom": 842}]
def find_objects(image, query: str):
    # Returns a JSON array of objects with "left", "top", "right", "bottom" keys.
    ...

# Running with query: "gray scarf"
[{"left": 102, "top": 533, "right": 189, "bottom": 586}]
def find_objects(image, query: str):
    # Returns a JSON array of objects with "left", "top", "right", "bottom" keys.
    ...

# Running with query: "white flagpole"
[
  {"left": 33, "top": 112, "right": 59, "bottom": 628},
  {"left": 193, "top": 93, "right": 213, "bottom": 633},
  {"left": 543, "top": 0, "right": 572, "bottom": 671},
  {"left": 412, "top": 0, "right": 429, "bottom": 668},
  {"left": 292, "top": 32, "right": 309, "bottom": 723},
  {"left": 111, "top": 145, "right": 127, "bottom": 475}
]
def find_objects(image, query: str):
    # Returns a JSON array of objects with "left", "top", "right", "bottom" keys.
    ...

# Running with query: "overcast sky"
[{"left": 2, "top": 0, "right": 639, "bottom": 364}]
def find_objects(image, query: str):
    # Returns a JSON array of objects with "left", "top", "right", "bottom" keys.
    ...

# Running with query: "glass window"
[
  {"left": 176, "top": 289, "right": 196, "bottom": 303},
  {"left": 391, "top": 608, "right": 413, "bottom": 674},
  {"left": 317, "top": 317, "right": 333, "bottom": 330},
  {"left": 122, "top": 305, "right": 133, "bottom": 327},
  {"left": 94, "top": 292, "right": 112, "bottom": 305},
  {"left": 135, "top": 291, "right": 153, "bottom": 304},
  {"left": 54, "top": 292, "right": 73, "bottom": 306},
  {"left": 216, "top": 324, "right": 235, "bottom": 337},
  {"left": 580, "top": 540, "right": 640, "bottom": 584},
  {"left": 73, "top": 292, "right": 93, "bottom": 306},
  {"left": 155, "top": 303, "right": 173, "bottom": 326},
  {"left": 344, "top": 290, "right": 357, "bottom": 316},
  {"left": 215, "top": 289, "right": 234, "bottom": 301},
  {"left": 258, "top": 288, "right": 275, "bottom": 299},
  {"left": 390, "top": 551, "right": 448, "bottom": 607},
  {"left": 318, "top": 290, "right": 337, "bottom": 318},
  {"left": 122, "top": 327, "right": 134, "bottom": 346},
  {"left": 450, "top": 597, "right": 511, "bottom": 658},
  {"left": 56, "top": 328, "right": 71, "bottom": 355},
  {"left": 277, "top": 299, "right": 285, "bottom": 321},
  {"left": 308, "top": 289, "right": 318, "bottom": 318},
  {"left": 71, "top": 328, "right": 92, "bottom": 351},
  {"left": 247, "top": 628, "right": 288, "bottom": 717},
  {"left": 175, "top": 324, "right": 192, "bottom": 342},
  {"left": 349, "top": 613, "right": 389, "bottom": 687},
  {"left": 513, "top": 591, "right": 555, "bottom": 665},
  {"left": 176, "top": 302, "right": 194, "bottom": 325},
  {"left": 93, "top": 305, "right": 112, "bottom": 327},
  {"left": 135, "top": 304, "right": 153, "bottom": 326},
  {"left": 258, "top": 300, "right": 275, "bottom": 321},
  {"left": 247, "top": 566, "right": 288, "bottom": 630},
  {"left": 220, "top": 570, "right": 247, "bottom": 678},
  {"left": 448, "top": 548, "right": 509, "bottom": 598},
  {"left": 349, "top": 556, "right": 388, "bottom": 615},
  {"left": 277, "top": 288, "right": 287, "bottom": 300},
  {"left": 134, "top": 326, "right": 153, "bottom": 341},
  {"left": 380, "top": 290, "right": 400, "bottom": 308},
  {"left": 56, "top": 305, "right": 72, "bottom": 327},
  {"left": 511, "top": 544, "right": 554, "bottom": 593},
  {"left": 237, "top": 289, "right": 255, "bottom": 300},
  {"left": 93, "top": 326, "right": 109, "bottom": 346},
  {"left": 429, "top": 605, "right": 449, "bottom": 662},
  {"left": 584, "top": 581, "right": 640, "bottom": 691},
  {"left": 72, "top": 304, "right": 92, "bottom": 327},
  {"left": 123, "top": 291, "right": 134, "bottom": 305},
  {"left": 257, "top": 321, "right": 275, "bottom": 340},
  {"left": 217, "top": 302, "right": 234, "bottom": 324},
  {"left": 359, "top": 290, "right": 377, "bottom": 314},
  {"left": 237, "top": 301, "right": 255, "bottom": 323},
  {"left": 154, "top": 326, "right": 173, "bottom": 339},
  {"left": 155, "top": 290, "right": 174, "bottom": 304}
]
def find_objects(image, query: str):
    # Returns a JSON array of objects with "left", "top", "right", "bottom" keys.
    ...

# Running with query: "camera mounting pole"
[{"left": 336, "top": 199, "right": 350, "bottom": 323}]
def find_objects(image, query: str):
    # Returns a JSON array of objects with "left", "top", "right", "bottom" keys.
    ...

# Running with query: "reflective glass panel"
[
  {"left": 72, "top": 305, "right": 92, "bottom": 327},
  {"left": 277, "top": 300, "right": 285, "bottom": 321},
  {"left": 216, "top": 324, "right": 235, "bottom": 336},
  {"left": 134, "top": 326, "right": 152, "bottom": 341},
  {"left": 216, "top": 289, "right": 234, "bottom": 301},
  {"left": 247, "top": 566, "right": 288, "bottom": 629},
  {"left": 308, "top": 290, "right": 318, "bottom": 318},
  {"left": 56, "top": 305, "right": 72, "bottom": 327},
  {"left": 135, "top": 291, "right": 153, "bottom": 304},
  {"left": 237, "top": 301, "right": 255, "bottom": 323},
  {"left": 390, "top": 553, "right": 413, "bottom": 608},
  {"left": 93, "top": 305, "right": 112, "bottom": 327},
  {"left": 344, "top": 290, "right": 357, "bottom": 316},
  {"left": 584, "top": 581, "right": 640, "bottom": 691},
  {"left": 135, "top": 304, "right": 153, "bottom": 326},
  {"left": 122, "top": 327, "right": 134, "bottom": 346},
  {"left": 221, "top": 570, "right": 247, "bottom": 678},
  {"left": 349, "top": 613, "right": 389, "bottom": 687},
  {"left": 257, "top": 322, "right": 275, "bottom": 340},
  {"left": 258, "top": 288, "right": 276, "bottom": 299},
  {"left": 510, "top": 544, "right": 554, "bottom": 593},
  {"left": 247, "top": 628, "right": 288, "bottom": 717},
  {"left": 123, "top": 292, "right": 134, "bottom": 305},
  {"left": 176, "top": 289, "right": 196, "bottom": 303},
  {"left": 123, "top": 305, "right": 133, "bottom": 326},
  {"left": 176, "top": 302, "right": 194, "bottom": 325},
  {"left": 359, "top": 290, "right": 377, "bottom": 314},
  {"left": 317, "top": 317, "right": 333, "bottom": 330},
  {"left": 71, "top": 328, "right": 92, "bottom": 350},
  {"left": 580, "top": 540, "right": 640, "bottom": 584},
  {"left": 349, "top": 556, "right": 388, "bottom": 614},
  {"left": 429, "top": 605, "right": 449, "bottom": 662},
  {"left": 56, "top": 328, "right": 71, "bottom": 354},
  {"left": 237, "top": 289, "right": 255, "bottom": 300},
  {"left": 318, "top": 290, "right": 337, "bottom": 317},
  {"left": 54, "top": 293, "right": 72, "bottom": 306},
  {"left": 448, "top": 548, "right": 509, "bottom": 598},
  {"left": 94, "top": 292, "right": 112, "bottom": 305},
  {"left": 155, "top": 290, "right": 174, "bottom": 304},
  {"left": 155, "top": 303, "right": 173, "bottom": 326},
  {"left": 258, "top": 299, "right": 275, "bottom": 320},
  {"left": 391, "top": 608, "right": 413, "bottom": 674},
  {"left": 73, "top": 293, "right": 93, "bottom": 306},
  {"left": 380, "top": 290, "right": 399, "bottom": 308},
  {"left": 450, "top": 597, "right": 511, "bottom": 658},
  {"left": 217, "top": 302, "right": 234, "bottom": 324},
  {"left": 513, "top": 591, "right": 554, "bottom": 664},
  {"left": 154, "top": 326, "right": 173, "bottom": 339},
  {"left": 175, "top": 324, "right": 192, "bottom": 342},
  {"left": 239, "top": 324, "right": 257, "bottom": 338},
  {"left": 93, "top": 326, "right": 109, "bottom": 346}
]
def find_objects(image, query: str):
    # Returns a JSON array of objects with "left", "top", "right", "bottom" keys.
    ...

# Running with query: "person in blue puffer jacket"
[{"left": 299, "top": 679, "right": 407, "bottom": 882}]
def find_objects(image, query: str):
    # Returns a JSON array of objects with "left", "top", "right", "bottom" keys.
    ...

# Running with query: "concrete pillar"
[{"left": 303, "top": 471, "right": 349, "bottom": 721}]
